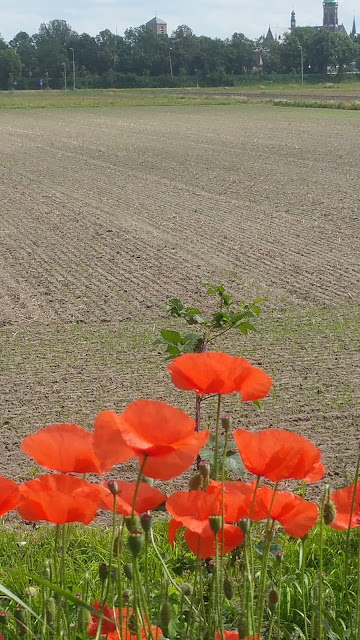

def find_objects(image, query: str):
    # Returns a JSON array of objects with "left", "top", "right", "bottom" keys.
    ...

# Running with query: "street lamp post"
[
  {"left": 62, "top": 62, "right": 67, "bottom": 91},
  {"left": 69, "top": 47, "right": 76, "bottom": 90},
  {"left": 299, "top": 45, "right": 304, "bottom": 85},
  {"left": 169, "top": 47, "right": 173, "bottom": 77}
]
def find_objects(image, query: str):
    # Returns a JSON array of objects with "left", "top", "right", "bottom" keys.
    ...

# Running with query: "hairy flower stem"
[
  {"left": 318, "top": 488, "right": 327, "bottom": 640},
  {"left": 356, "top": 527, "right": 360, "bottom": 637},
  {"left": 134, "top": 559, "right": 154, "bottom": 640},
  {"left": 132, "top": 457, "right": 148, "bottom": 515},
  {"left": 95, "top": 494, "right": 118, "bottom": 640},
  {"left": 213, "top": 394, "right": 222, "bottom": 481},
  {"left": 116, "top": 518, "right": 125, "bottom": 640},
  {"left": 215, "top": 534, "right": 224, "bottom": 639},
  {"left": 277, "top": 562, "right": 283, "bottom": 640},
  {"left": 219, "top": 427, "right": 229, "bottom": 629},
  {"left": 243, "top": 533, "right": 253, "bottom": 638},
  {"left": 300, "top": 538, "right": 309, "bottom": 640},
  {"left": 257, "top": 482, "right": 279, "bottom": 636},
  {"left": 185, "top": 546, "right": 201, "bottom": 639}
]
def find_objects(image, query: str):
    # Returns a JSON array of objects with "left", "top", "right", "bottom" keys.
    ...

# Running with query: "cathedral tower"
[
  {"left": 291, "top": 10, "right": 296, "bottom": 30},
  {"left": 323, "top": 0, "right": 338, "bottom": 33}
]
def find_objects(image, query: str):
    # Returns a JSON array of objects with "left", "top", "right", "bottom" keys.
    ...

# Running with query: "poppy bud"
[
  {"left": 209, "top": 515, "right": 223, "bottom": 535},
  {"left": 323, "top": 500, "right": 337, "bottom": 525},
  {"left": 110, "top": 566, "right": 119, "bottom": 582},
  {"left": 221, "top": 414, "right": 232, "bottom": 432},
  {"left": 122, "top": 589, "right": 131, "bottom": 605},
  {"left": 14, "top": 606, "right": 27, "bottom": 636},
  {"left": 76, "top": 606, "right": 92, "bottom": 631},
  {"left": 199, "top": 460, "right": 210, "bottom": 479},
  {"left": 99, "top": 562, "right": 109, "bottom": 583},
  {"left": 189, "top": 472, "right": 203, "bottom": 491},
  {"left": 113, "top": 534, "right": 124, "bottom": 557},
  {"left": 45, "top": 597, "right": 56, "bottom": 626},
  {"left": 160, "top": 602, "right": 172, "bottom": 633},
  {"left": 0, "top": 611, "right": 9, "bottom": 626},
  {"left": 236, "top": 614, "right": 247, "bottom": 639},
  {"left": 128, "top": 531, "right": 144, "bottom": 557},
  {"left": 125, "top": 515, "right": 141, "bottom": 533},
  {"left": 140, "top": 512, "right": 153, "bottom": 533},
  {"left": 180, "top": 583, "right": 192, "bottom": 597},
  {"left": 107, "top": 481, "right": 118, "bottom": 496},
  {"left": 275, "top": 551, "right": 284, "bottom": 564},
  {"left": 238, "top": 517, "right": 251, "bottom": 535},
  {"left": 208, "top": 559, "right": 216, "bottom": 574},
  {"left": 124, "top": 562, "right": 133, "bottom": 581},
  {"left": 223, "top": 576, "right": 234, "bottom": 600},
  {"left": 269, "top": 588, "right": 279, "bottom": 606},
  {"left": 127, "top": 613, "right": 137, "bottom": 634}
]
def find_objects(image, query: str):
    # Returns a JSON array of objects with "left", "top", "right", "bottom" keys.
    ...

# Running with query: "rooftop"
[{"left": 146, "top": 17, "right": 167, "bottom": 26}]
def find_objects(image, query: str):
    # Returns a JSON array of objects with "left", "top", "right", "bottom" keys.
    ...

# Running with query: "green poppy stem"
[
  {"left": 257, "top": 482, "right": 279, "bottom": 636},
  {"left": 95, "top": 493, "right": 118, "bottom": 640},
  {"left": 345, "top": 451, "right": 360, "bottom": 591},
  {"left": 132, "top": 456, "right": 149, "bottom": 515},
  {"left": 318, "top": 488, "right": 327, "bottom": 640},
  {"left": 213, "top": 394, "right": 222, "bottom": 481},
  {"left": 300, "top": 537, "right": 309, "bottom": 640}
]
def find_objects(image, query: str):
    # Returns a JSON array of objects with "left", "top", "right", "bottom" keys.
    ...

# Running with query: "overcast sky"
[{"left": 0, "top": 0, "right": 356, "bottom": 42}]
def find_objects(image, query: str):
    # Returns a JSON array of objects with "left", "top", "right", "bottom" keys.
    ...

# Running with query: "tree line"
[{"left": 0, "top": 19, "right": 359, "bottom": 90}]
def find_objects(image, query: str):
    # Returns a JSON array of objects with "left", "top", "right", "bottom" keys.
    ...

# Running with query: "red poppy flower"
[
  {"left": 255, "top": 486, "right": 319, "bottom": 537},
  {"left": 93, "top": 411, "right": 136, "bottom": 474},
  {"left": 113, "top": 400, "right": 209, "bottom": 480},
  {"left": 233, "top": 428, "right": 325, "bottom": 483},
  {"left": 21, "top": 423, "right": 102, "bottom": 474},
  {"left": 166, "top": 488, "right": 244, "bottom": 558},
  {"left": 0, "top": 477, "right": 20, "bottom": 516},
  {"left": 98, "top": 480, "right": 166, "bottom": 516},
  {"left": 87, "top": 600, "right": 117, "bottom": 636},
  {"left": 88, "top": 602, "right": 163, "bottom": 639},
  {"left": 17, "top": 474, "right": 101, "bottom": 525},
  {"left": 329, "top": 483, "right": 360, "bottom": 530},
  {"left": 167, "top": 352, "right": 272, "bottom": 400}
]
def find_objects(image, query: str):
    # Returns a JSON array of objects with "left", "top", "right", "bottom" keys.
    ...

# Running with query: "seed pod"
[
  {"left": 124, "top": 562, "right": 133, "bottom": 581},
  {"left": 236, "top": 614, "right": 247, "bottom": 639},
  {"left": 122, "top": 589, "right": 132, "bottom": 605},
  {"left": 125, "top": 515, "right": 141, "bottom": 533},
  {"left": 99, "top": 563, "right": 109, "bottom": 583},
  {"left": 223, "top": 576, "right": 234, "bottom": 601},
  {"left": 128, "top": 531, "right": 144, "bottom": 557},
  {"left": 189, "top": 472, "right": 203, "bottom": 491},
  {"left": 110, "top": 566, "right": 119, "bottom": 582},
  {"left": 160, "top": 601, "right": 172, "bottom": 633},
  {"left": 209, "top": 515, "right": 222, "bottom": 535},
  {"left": 323, "top": 500, "right": 337, "bottom": 525},
  {"left": 238, "top": 517, "right": 251, "bottom": 535},
  {"left": 0, "top": 610, "right": 9, "bottom": 626},
  {"left": 127, "top": 612, "right": 137, "bottom": 634},
  {"left": 140, "top": 512, "right": 153, "bottom": 533}
]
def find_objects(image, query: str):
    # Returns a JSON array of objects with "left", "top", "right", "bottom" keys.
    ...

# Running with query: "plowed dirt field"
[{"left": 1, "top": 105, "right": 359, "bottom": 494}]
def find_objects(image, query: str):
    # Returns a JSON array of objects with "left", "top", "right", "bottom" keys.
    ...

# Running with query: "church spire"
[
  {"left": 351, "top": 15, "right": 357, "bottom": 36},
  {"left": 291, "top": 9, "right": 296, "bottom": 30}
]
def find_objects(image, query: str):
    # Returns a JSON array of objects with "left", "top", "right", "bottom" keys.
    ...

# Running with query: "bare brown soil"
[
  {"left": 0, "top": 105, "right": 359, "bottom": 497},
  {"left": 172, "top": 90, "right": 360, "bottom": 102}
]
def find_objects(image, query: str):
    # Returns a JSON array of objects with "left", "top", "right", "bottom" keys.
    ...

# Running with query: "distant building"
[
  {"left": 290, "top": 1, "right": 347, "bottom": 35},
  {"left": 146, "top": 16, "right": 167, "bottom": 35},
  {"left": 265, "top": 26, "right": 275, "bottom": 42},
  {"left": 351, "top": 16, "right": 357, "bottom": 36}
]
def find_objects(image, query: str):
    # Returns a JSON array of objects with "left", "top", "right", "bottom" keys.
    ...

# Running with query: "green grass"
[
  {"left": 0, "top": 519, "right": 358, "bottom": 638},
  {"left": 0, "top": 85, "right": 359, "bottom": 111}
]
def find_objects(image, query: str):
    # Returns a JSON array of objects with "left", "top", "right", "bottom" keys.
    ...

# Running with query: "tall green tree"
[
  {"left": 333, "top": 33, "right": 357, "bottom": 73},
  {"left": 0, "top": 48, "right": 22, "bottom": 89},
  {"left": 9, "top": 32, "right": 37, "bottom": 77}
]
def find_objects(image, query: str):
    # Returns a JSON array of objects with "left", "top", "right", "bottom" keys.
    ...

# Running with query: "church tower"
[
  {"left": 351, "top": 16, "right": 357, "bottom": 36},
  {"left": 323, "top": 0, "right": 338, "bottom": 33},
  {"left": 291, "top": 10, "right": 296, "bottom": 30}
]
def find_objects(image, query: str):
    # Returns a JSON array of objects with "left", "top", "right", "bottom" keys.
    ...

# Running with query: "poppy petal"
[
  {"left": 99, "top": 481, "right": 166, "bottom": 515},
  {"left": 119, "top": 400, "right": 197, "bottom": 448},
  {"left": 234, "top": 366, "right": 273, "bottom": 401},
  {"left": 0, "top": 477, "right": 19, "bottom": 516},
  {"left": 21, "top": 423, "right": 101, "bottom": 474},
  {"left": 93, "top": 411, "right": 136, "bottom": 474},
  {"left": 18, "top": 474, "right": 101, "bottom": 525},
  {"left": 255, "top": 486, "right": 319, "bottom": 537},
  {"left": 166, "top": 489, "right": 220, "bottom": 533},
  {"left": 139, "top": 430, "right": 209, "bottom": 480},
  {"left": 168, "top": 519, "right": 182, "bottom": 546},
  {"left": 330, "top": 483, "right": 360, "bottom": 530},
  {"left": 233, "top": 428, "right": 323, "bottom": 483},
  {"left": 184, "top": 524, "right": 243, "bottom": 558}
]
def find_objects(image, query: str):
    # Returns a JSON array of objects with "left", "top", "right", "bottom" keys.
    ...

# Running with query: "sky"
[{"left": 0, "top": 0, "right": 357, "bottom": 43}]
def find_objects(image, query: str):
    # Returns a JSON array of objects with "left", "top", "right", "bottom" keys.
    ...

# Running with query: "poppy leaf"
[
  {"left": 236, "top": 322, "right": 256, "bottom": 335},
  {"left": 225, "top": 451, "right": 245, "bottom": 476},
  {"left": 161, "top": 329, "right": 182, "bottom": 344}
]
